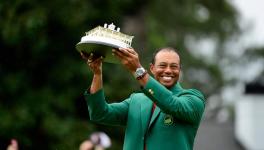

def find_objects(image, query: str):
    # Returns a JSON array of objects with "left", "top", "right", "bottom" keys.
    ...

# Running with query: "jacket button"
[{"left": 148, "top": 89, "right": 154, "bottom": 95}]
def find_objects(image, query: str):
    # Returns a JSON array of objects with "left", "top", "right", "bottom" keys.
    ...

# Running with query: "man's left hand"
[{"left": 112, "top": 48, "right": 142, "bottom": 73}]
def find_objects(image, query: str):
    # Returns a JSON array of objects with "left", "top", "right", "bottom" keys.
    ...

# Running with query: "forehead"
[{"left": 155, "top": 50, "right": 180, "bottom": 64}]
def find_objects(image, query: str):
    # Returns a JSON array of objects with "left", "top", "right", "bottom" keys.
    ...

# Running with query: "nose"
[{"left": 164, "top": 66, "right": 172, "bottom": 74}]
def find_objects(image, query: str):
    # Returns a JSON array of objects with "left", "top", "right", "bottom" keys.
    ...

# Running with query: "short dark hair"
[{"left": 151, "top": 47, "right": 180, "bottom": 64}]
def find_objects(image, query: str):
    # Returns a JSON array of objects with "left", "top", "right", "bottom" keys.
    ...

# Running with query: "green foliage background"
[{"left": 0, "top": 0, "right": 239, "bottom": 149}]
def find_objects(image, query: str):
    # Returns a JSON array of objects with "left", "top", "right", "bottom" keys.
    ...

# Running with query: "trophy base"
[{"left": 76, "top": 41, "right": 122, "bottom": 64}]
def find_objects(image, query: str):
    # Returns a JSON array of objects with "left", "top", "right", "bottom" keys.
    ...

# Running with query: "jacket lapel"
[
  {"left": 148, "top": 106, "right": 161, "bottom": 129},
  {"left": 147, "top": 82, "right": 182, "bottom": 129},
  {"left": 141, "top": 82, "right": 183, "bottom": 132},
  {"left": 141, "top": 99, "right": 152, "bottom": 136}
]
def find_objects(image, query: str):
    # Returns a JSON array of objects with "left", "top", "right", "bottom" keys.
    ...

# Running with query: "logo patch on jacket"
[{"left": 164, "top": 114, "right": 174, "bottom": 125}]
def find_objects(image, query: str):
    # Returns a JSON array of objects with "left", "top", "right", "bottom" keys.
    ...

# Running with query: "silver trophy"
[{"left": 76, "top": 23, "right": 134, "bottom": 64}]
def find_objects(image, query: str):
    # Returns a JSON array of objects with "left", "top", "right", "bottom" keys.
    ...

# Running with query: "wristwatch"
[{"left": 134, "top": 67, "right": 147, "bottom": 80}]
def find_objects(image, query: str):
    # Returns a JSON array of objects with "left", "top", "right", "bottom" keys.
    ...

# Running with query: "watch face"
[
  {"left": 138, "top": 69, "right": 144, "bottom": 75},
  {"left": 136, "top": 68, "right": 145, "bottom": 76}
]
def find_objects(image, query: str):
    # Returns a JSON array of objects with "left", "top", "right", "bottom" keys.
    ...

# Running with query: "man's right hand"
[
  {"left": 80, "top": 52, "right": 103, "bottom": 75},
  {"left": 80, "top": 52, "right": 103, "bottom": 93}
]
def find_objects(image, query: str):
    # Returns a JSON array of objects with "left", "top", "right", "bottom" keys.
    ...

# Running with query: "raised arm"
[
  {"left": 80, "top": 52, "right": 103, "bottom": 93},
  {"left": 142, "top": 77, "right": 205, "bottom": 124},
  {"left": 81, "top": 52, "right": 129, "bottom": 126}
]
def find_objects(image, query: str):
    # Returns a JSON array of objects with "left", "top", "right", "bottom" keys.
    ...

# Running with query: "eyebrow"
[{"left": 158, "top": 62, "right": 179, "bottom": 65}]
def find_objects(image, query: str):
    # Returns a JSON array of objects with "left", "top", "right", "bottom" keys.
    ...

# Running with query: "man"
[{"left": 81, "top": 47, "right": 205, "bottom": 150}]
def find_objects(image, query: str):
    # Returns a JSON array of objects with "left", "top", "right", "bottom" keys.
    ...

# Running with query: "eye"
[
  {"left": 170, "top": 65, "right": 180, "bottom": 70},
  {"left": 158, "top": 64, "right": 166, "bottom": 68}
]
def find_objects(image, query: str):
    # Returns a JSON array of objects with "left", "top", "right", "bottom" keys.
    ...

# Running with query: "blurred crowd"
[
  {"left": 79, "top": 132, "right": 111, "bottom": 150},
  {"left": 6, "top": 132, "right": 111, "bottom": 150}
]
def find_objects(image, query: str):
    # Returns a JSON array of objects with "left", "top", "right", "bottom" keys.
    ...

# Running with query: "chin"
[
  {"left": 162, "top": 83, "right": 173, "bottom": 88},
  {"left": 165, "top": 85, "right": 173, "bottom": 89}
]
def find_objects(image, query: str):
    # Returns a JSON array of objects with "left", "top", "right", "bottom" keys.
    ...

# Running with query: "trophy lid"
[{"left": 76, "top": 23, "right": 134, "bottom": 64}]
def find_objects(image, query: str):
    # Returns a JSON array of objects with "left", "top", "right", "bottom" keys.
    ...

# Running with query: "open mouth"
[{"left": 161, "top": 76, "right": 174, "bottom": 81}]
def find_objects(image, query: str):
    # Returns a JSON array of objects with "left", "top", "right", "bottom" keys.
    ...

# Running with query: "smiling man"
[
  {"left": 82, "top": 47, "right": 205, "bottom": 150},
  {"left": 150, "top": 48, "right": 180, "bottom": 88}
]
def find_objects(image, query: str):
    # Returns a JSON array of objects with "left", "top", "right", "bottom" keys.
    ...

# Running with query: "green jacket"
[{"left": 84, "top": 77, "right": 205, "bottom": 150}]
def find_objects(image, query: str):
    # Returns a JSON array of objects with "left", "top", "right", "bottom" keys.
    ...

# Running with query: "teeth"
[{"left": 162, "top": 76, "right": 172, "bottom": 81}]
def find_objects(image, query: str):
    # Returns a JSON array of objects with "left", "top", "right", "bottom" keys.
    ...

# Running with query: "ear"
[{"left": 150, "top": 63, "right": 155, "bottom": 75}]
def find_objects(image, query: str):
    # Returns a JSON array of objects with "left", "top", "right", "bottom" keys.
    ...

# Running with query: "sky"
[
  {"left": 187, "top": 0, "right": 264, "bottom": 63},
  {"left": 231, "top": 0, "right": 264, "bottom": 48},
  {"left": 227, "top": 0, "right": 264, "bottom": 82}
]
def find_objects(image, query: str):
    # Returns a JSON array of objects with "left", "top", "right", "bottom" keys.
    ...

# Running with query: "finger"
[
  {"left": 93, "top": 56, "right": 104, "bottom": 63},
  {"left": 116, "top": 48, "right": 131, "bottom": 57},
  {"left": 126, "top": 48, "right": 136, "bottom": 54},
  {"left": 86, "top": 53, "right": 96, "bottom": 63},
  {"left": 120, "top": 48, "right": 137, "bottom": 55},
  {"left": 80, "top": 52, "right": 87, "bottom": 60},
  {"left": 112, "top": 49, "right": 127, "bottom": 59},
  {"left": 88, "top": 53, "right": 94, "bottom": 60},
  {"left": 87, "top": 55, "right": 104, "bottom": 64}
]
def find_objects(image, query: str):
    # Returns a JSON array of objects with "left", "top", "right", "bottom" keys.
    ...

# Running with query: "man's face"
[{"left": 150, "top": 50, "right": 180, "bottom": 88}]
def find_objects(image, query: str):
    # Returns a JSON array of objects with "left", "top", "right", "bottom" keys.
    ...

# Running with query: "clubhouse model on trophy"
[{"left": 76, "top": 23, "right": 134, "bottom": 64}]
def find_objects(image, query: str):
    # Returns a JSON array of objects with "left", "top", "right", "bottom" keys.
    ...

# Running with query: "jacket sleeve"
[
  {"left": 142, "top": 77, "right": 205, "bottom": 124},
  {"left": 84, "top": 89, "right": 130, "bottom": 126}
]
